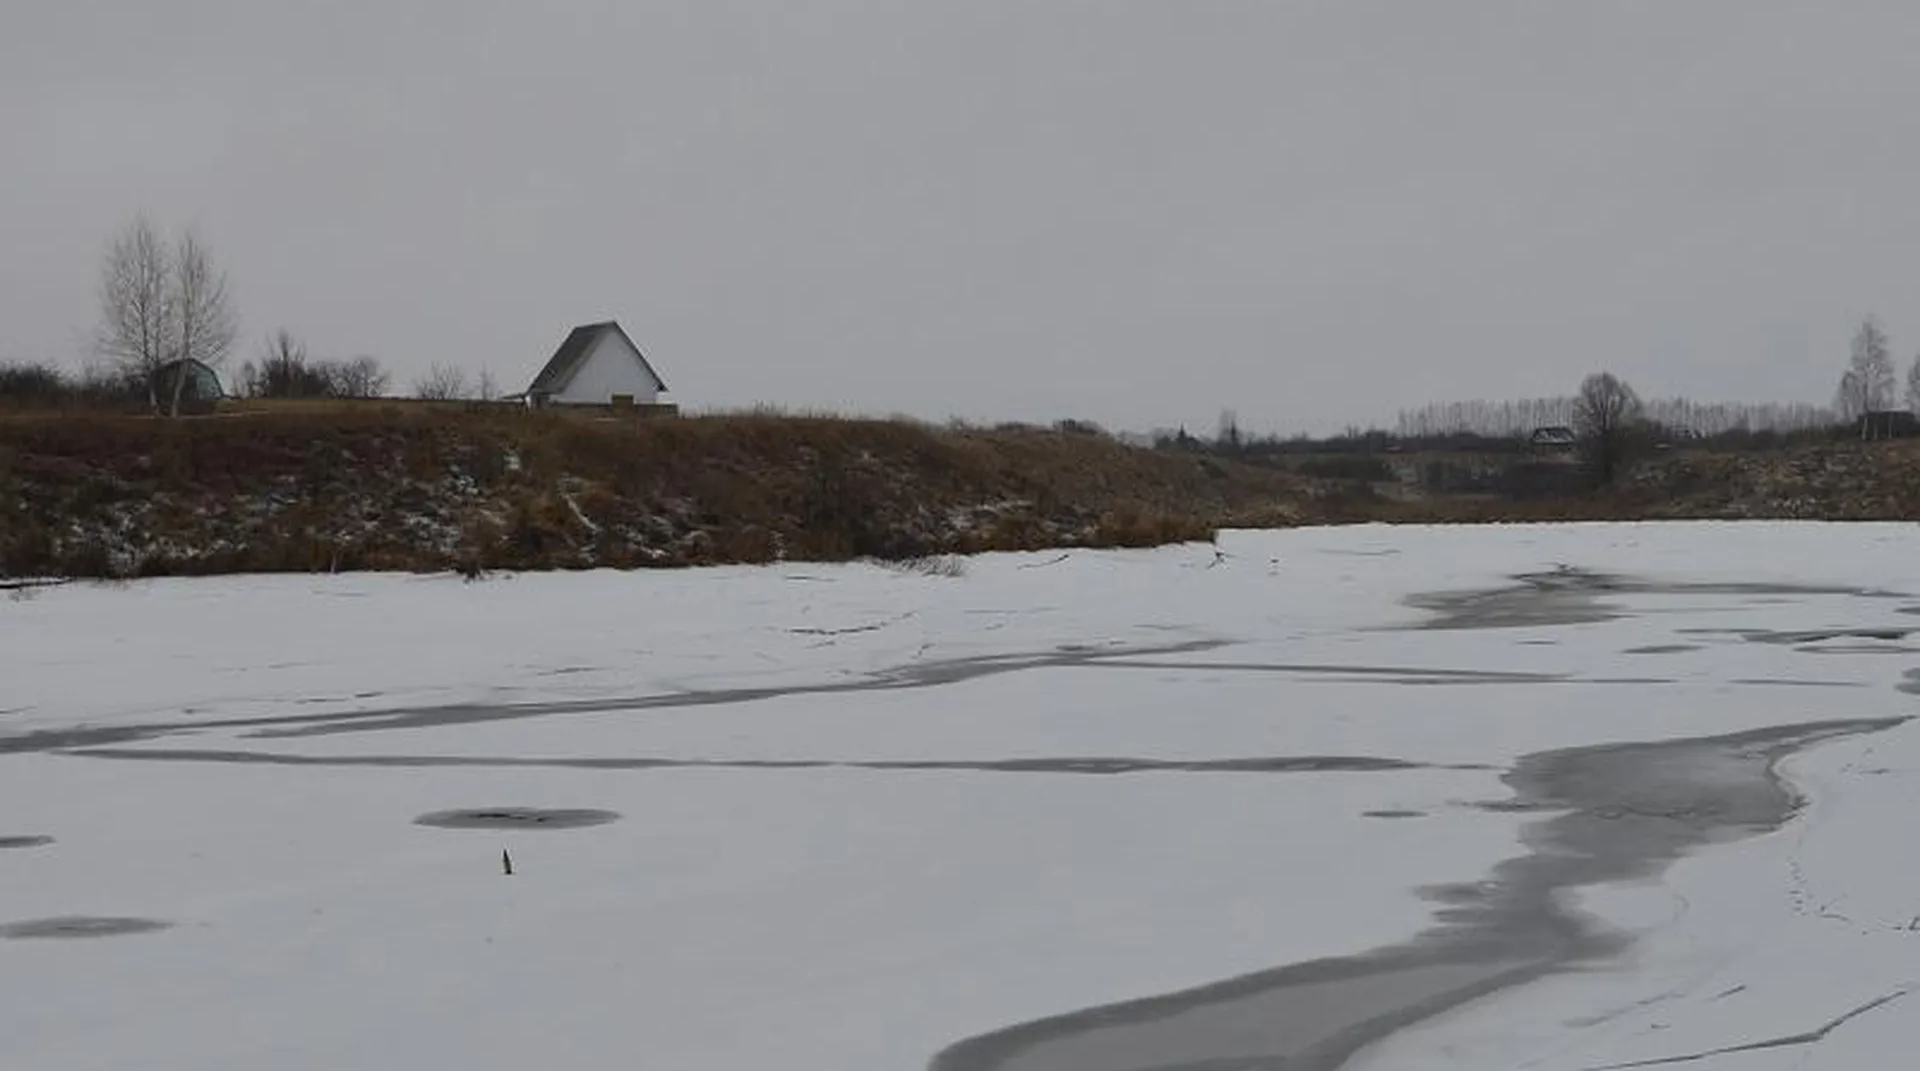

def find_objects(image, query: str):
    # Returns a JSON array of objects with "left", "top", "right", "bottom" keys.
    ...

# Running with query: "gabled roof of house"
[
  {"left": 151, "top": 357, "right": 222, "bottom": 386},
  {"left": 527, "top": 320, "right": 668, "bottom": 395}
]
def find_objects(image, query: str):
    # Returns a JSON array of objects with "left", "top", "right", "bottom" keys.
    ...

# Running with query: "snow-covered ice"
[{"left": 3, "top": 522, "right": 1918, "bottom": 1070}]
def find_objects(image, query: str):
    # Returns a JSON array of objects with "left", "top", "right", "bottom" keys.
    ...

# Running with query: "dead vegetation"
[
  {"left": 0, "top": 408, "right": 1292, "bottom": 578},
  {"left": 10, "top": 406, "right": 1918, "bottom": 580}
]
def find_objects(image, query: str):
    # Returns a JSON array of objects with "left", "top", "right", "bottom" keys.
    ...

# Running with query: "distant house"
[
  {"left": 150, "top": 358, "right": 225, "bottom": 413},
  {"left": 524, "top": 321, "right": 668, "bottom": 408},
  {"left": 1528, "top": 425, "right": 1578, "bottom": 452}
]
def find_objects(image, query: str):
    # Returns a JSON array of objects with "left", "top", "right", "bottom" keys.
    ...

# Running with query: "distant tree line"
[
  {"left": 1392, "top": 396, "right": 1834, "bottom": 439},
  {"left": 1382, "top": 317, "right": 1920, "bottom": 444},
  {"left": 1167, "top": 314, "right": 1920, "bottom": 494},
  {"left": 1179, "top": 352, "right": 1883, "bottom": 494},
  {"left": 0, "top": 361, "right": 151, "bottom": 409}
]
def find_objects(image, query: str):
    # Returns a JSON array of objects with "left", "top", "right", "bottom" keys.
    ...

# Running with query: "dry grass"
[
  {"left": 9, "top": 404, "right": 1914, "bottom": 579},
  {"left": 0, "top": 408, "right": 1297, "bottom": 577}
]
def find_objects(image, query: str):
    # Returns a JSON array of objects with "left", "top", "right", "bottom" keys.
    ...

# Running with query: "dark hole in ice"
[
  {"left": 1472, "top": 798, "right": 1562, "bottom": 814},
  {"left": 1416, "top": 881, "right": 1498, "bottom": 905},
  {"left": 414, "top": 807, "right": 621, "bottom": 830},
  {"left": 1362, "top": 809, "right": 1427, "bottom": 819},
  {"left": 1, "top": 916, "right": 171, "bottom": 939},
  {"left": 0, "top": 835, "right": 54, "bottom": 849},
  {"left": 1743, "top": 627, "right": 1916, "bottom": 645}
]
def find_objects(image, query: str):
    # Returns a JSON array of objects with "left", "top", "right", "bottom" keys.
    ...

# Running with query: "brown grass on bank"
[
  {"left": 0, "top": 408, "right": 1298, "bottom": 578},
  {"left": 10, "top": 405, "right": 1920, "bottom": 578}
]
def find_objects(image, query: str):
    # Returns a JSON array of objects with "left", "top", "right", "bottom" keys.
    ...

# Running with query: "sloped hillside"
[
  {"left": 1627, "top": 439, "right": 1920, "bottom": 520},
  {"left": 0, "top": 408, "right": 1302, "bottom": 578}
]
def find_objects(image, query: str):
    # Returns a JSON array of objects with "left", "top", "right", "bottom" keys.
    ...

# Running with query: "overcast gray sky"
[{"left": 6, "top": 2, "right": 1920, "bottom": 434}]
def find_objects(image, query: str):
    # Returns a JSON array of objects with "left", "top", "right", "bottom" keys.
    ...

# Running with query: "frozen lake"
[{"left": 3, "top": 522, "right": 1917, "bottom": 1070}]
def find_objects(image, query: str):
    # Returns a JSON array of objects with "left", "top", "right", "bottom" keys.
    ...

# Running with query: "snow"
[
  {"left": 4, "top": 521, "right": 1920, "bottom": 1070},
  {"left": 1347, "top": 723, "right": 1920, "bottom": 1071}
]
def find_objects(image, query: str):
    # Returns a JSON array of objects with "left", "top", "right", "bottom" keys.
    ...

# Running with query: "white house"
[{"left": 524, "top": 320, "right": 668, "bottom": 407}]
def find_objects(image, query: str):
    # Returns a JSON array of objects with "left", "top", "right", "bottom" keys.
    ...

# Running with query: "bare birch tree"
[
  {"left": 95, "top": 216, "right": 238, "bottom": 415},
  {"left": 1906, "top": 354, "right": 1920, "bottom": 416},
  {"left": 95, "top": 216, "right": 174, "bottom": 406},
  {"left": 167, "top": 230, "right": 237, "bottom": 415},
  {"left": 1835, "top": 317, "right": 1896, "bottom": 425}
]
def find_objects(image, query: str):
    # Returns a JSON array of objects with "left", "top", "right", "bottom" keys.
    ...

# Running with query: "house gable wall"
[{"left": 551, "top": 331, "right": 661, "bottom": 405}]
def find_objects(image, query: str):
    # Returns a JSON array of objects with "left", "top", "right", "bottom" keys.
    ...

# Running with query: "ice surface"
[{"left": 3, "top": 522, "right": 1918, "bottom": 1070}]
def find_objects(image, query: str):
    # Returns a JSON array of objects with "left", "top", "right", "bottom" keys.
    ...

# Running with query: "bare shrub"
[
  {"left": 240, "top": 333, "right": 393, "bottom": 399},
  {"left": 412, "top": 363, "right": 471, "bottom": 400},
  {"left": 331, "top": 356, "right": 390, "bottom": 398}
]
